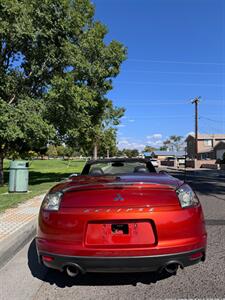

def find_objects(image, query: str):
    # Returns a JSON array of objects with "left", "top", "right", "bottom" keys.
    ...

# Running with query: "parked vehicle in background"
[
  {"left": 150, "top": 158, "right": 159, "bottom": 167},
  {"left": 177, "top": 157, "right": 186, "bottom": 167}
]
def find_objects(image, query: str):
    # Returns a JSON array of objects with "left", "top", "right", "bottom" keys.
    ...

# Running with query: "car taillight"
[
  {"left": 189, "top": 252, "right": 203, "bottom": 261},
  {"left": 42, "top": 191, "right": 63, "bottom": 211},
  {"left": 42, "top": 255, "right": 54, "bottom": 262},
  {"left": 176, "top": 184, "right": 199, "bottom": 208}
]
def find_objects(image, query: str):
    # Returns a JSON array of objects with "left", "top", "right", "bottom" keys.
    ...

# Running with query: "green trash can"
[{"left": 8, "top": 160, "right": 29, "bottom": 193}]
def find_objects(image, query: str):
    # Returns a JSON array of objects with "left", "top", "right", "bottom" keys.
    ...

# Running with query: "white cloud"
[
  {"left": 146, "top": 133, "right": 164, "bottom": 148},
  {"left": 118, "top": 139, "right": 145, "bottom": 151},
  {"left": 146, "top": 133, "right": 162, "bottom": 140},
  {"left": 117, "top": 133, "right": 165, "bottom": 151}
]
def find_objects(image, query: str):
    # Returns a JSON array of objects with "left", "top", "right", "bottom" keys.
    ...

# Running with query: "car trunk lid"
[{"left": 60, "top": 175, "right": 181, "bottom": 208}]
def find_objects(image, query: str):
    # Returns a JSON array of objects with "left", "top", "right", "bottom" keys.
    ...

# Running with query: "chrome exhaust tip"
[
  {"left": 66, "top": 265, "right": 81, "bottom": 277},
  {"left": 164, "top": 263, "right": 179, "bottom": 274}
]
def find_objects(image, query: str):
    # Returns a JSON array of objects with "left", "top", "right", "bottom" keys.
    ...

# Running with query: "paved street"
[{"left": 0, "top": 170, "right": 225, "bottom": 300}]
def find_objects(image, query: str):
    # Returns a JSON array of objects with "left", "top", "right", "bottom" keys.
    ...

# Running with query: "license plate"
[{"left": 85, "top": 221, "right": 155, "bottom": 247}]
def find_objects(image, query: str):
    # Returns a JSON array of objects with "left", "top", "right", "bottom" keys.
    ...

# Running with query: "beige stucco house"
[{"left": 186, "top": 134, "right": 225, "bottom": 160}]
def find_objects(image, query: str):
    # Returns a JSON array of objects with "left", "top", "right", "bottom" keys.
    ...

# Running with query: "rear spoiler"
[{"left": 61, "top": 181, "right": 176, "bottom": 193}]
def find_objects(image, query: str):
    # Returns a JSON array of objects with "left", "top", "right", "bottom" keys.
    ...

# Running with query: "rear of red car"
[{"left": 36, "top": 174, "right": 207, "bottom": 275}]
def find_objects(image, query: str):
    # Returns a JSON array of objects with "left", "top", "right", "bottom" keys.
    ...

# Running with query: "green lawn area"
[{"left": 0, "top": 159, "right": 86, "bottom": 212}]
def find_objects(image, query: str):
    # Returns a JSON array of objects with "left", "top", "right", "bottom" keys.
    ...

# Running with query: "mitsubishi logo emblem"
[{"left": 114, "top": 194, "right": 124, "bottom": 201}]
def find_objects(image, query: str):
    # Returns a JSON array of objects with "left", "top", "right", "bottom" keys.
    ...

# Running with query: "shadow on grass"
[
  {"left": 3, "top": 159, "right": 85, "bottom": 187},
  {"left": 3, "top": 170, "right": 72, "bottom": 186},
  {"left": 28, "top": 171, "right": 72, "bottom": 185},
  {"left": 28, "top": 239, "right": 172, "bottom": 288}
]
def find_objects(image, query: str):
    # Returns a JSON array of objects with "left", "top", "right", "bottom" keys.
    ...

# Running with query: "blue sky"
[{"left": 93, "top": 0, "right": 225, "bottom": 150}]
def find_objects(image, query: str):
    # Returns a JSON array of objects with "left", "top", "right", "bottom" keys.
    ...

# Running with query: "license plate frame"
[{"left": 85, "top": 220, "right": 155, "bottom": 247}]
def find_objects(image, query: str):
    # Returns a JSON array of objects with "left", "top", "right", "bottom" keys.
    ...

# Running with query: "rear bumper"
[{"left": 38, "top": 248, "right": 206, "bottom": 273}]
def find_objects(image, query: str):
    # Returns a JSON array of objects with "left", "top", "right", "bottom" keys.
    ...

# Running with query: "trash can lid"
[{"left": 9, "top": 160, "right": 29, "bottom": 169}]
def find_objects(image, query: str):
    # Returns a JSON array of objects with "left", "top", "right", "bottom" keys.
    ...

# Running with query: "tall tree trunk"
[
  {"left": 0, "top": 153, "right": 4, "bottom": 186},
  {"left": 93, "top": 143, "right": 98, "bottom": 160},
  {"left": 106, "top": 149, "right": 109, "bottom": 158}
]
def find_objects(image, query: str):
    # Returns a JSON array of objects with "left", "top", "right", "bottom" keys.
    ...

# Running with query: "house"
[
  {"left": 214, "top": 141, "right": 225, "bottom": 160},
  {"left": 186, "top": 134, "right": 225, "bottom": 160}
]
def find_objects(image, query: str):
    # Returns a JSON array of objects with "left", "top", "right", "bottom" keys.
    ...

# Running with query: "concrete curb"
[{"left": 0, "top": 218, "right": 37, "bottom": 269}]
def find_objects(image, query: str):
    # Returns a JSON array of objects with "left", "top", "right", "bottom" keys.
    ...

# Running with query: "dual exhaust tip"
[
  {"left": 162, "top": 262, "right": 180, "bottom": 274},
  {"left": 65, "top": 262, "right": 181, "bottom": 277},
  {"left": 66, "top": 264, "right": 82, "bottom": 277}
]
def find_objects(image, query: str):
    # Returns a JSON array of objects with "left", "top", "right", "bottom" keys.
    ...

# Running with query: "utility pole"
[{"left": 191, "top": 97, "right": 201, "bottom": 159}]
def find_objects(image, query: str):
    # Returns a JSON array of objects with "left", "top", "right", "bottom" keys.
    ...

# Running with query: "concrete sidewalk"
[{"left": 0, "top": 193, "right": 45, "bottom": 268}]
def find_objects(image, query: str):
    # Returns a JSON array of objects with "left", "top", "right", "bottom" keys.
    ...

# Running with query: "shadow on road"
[
  {"left": 27, "top": 239, "right": 172, "bottom": 288},
  {"left": 167, "top": 170, "right": 225, "bottom": 201}
]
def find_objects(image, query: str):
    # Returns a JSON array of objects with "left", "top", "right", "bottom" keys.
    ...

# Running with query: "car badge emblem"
[{"left": 114, "top": 194, "right": 124, "bottom": 201}]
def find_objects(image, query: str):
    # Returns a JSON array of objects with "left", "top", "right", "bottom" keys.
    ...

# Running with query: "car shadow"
[{"left": 27, "top": 239, "right": 172, "bottom": 288}]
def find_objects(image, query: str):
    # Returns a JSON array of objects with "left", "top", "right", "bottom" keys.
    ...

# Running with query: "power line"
[
  {"left": 123, "top": 115, "right": 193, "bottom": 119},
  {"left": 120, "top": 99, "right": 223, "bottom": 102},
  {"left": 199, "top": 124, "right": 224, "bottom": 134},
  {"left": 123, "top": 70, "right": 225, "bottom": 76},
  {"left": 116, "top": 81, "right": 225, "bottom": 87},
  {"left": 126, "top": 102, "right": 189, "bottom": 106},
  {"left": 128, "top": 58, "right": 225, "bottom": 66},
  {"left": 124, "top": 100, "right": 223, "bottom": 106},
  {"left": 199, "top": 115, "right": 225, "bottom": 123}
]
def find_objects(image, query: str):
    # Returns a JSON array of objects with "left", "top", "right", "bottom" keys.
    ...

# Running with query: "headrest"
[
  {"left": 89, "top": 167, "right": 104, "bottom": 176},
  {"left": 134, "top": 166, "right": 148, "bottom": 173}
]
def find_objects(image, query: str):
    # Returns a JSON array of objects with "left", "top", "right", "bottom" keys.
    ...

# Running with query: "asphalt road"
[{"left": 1, "top": 170, "right": 225, "bottom": 300}]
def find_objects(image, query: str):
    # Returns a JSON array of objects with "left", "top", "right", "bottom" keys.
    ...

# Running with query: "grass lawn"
[{"left": 0, "top": 159, "right": 86, "bottom": 212}]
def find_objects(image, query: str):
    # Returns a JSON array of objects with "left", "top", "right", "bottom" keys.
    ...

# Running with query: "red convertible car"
[{"left": 36, "top": 158, "right": 207, "bottom": 277}]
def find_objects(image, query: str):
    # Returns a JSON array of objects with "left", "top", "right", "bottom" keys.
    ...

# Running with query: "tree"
[
  {"left": 87, "top": 101, "right": 125, "bottom": 159},
  {"left": 0, "top": 98, "right": 54, "bottom": 184},
  {"left": 169, "top": 135, "right": 184, "bottom": 151},
  {"left": 143, "top": 146, "right": 157, "bottom": 153},
  {"left": 56, "top": 145, "right": 66, "bottom": 158},
  {"left": 116, "top": 149, "right": 125, "bottom": 157},
  {"left": 161, "top": 136, "right": 183, "bottom": 151},
  {"left": 96, "top": 128, "right": 118, "bottom": 158},
  {"left": 45, "top": 21, "right": 126, "bottom": 157},
  {"left": 46, "top": 145, "right": 58, "bottom": 158},
  {"left": 122, "top": 149, "right": 139, "bottom": 158},
  {"left": 159, "top": 146, "right": 167, "bottom": 151},
  {"left": 162, "top": 139, "right": 171, "bottom": 151},
  {"left": 63, "top": 146, "right": 76, "bottom": 160},
  {"left": 0, "top": 0, "right": 126, "bottom": 184}
]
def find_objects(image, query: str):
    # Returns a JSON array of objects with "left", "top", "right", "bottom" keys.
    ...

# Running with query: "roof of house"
[
  {"left": 144, "top": 151, "right": 185, "bottom": 157},
  {"left": 186, "top": 133, "right": 225, "bottom": 141}
]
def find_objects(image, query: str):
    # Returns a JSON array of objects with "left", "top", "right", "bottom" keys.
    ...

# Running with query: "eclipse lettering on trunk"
[
  {"left": 114, "top": 194, "right": 124, "bottom": 201},
  {"left": 82, "top": 207, "right": 155, "bottom": 213}
]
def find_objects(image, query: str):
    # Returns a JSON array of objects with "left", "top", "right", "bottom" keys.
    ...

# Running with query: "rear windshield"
[{"left": 82, "top": 161, "right": 155, "bottom": 176}]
